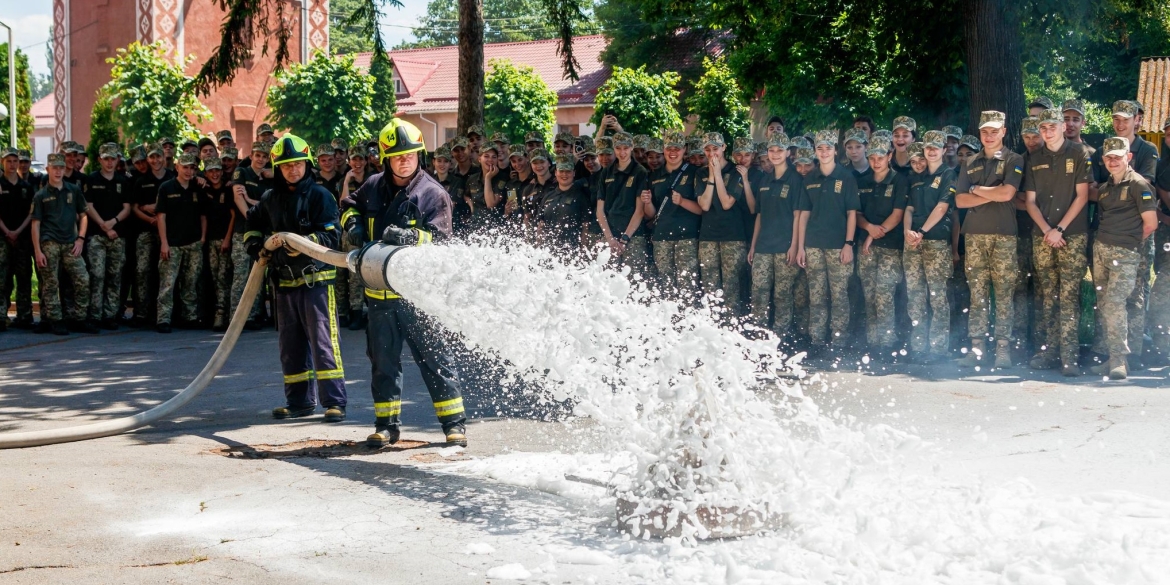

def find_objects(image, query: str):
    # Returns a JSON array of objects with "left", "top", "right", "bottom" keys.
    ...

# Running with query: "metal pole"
[{"left": 0, "top": 21, "right": 15, "bottom": 148}]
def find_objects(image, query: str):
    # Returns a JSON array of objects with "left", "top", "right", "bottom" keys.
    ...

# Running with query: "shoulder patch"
[{"left": 1142, "top": 191, "right": 1153, "bottom": 200}]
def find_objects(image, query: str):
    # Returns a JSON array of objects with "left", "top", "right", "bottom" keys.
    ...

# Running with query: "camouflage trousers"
[
  {"left": 904, "top": 239, "right": 952, "bottom": 354},
  {"left": 1092, "top": 241, "right": 1142, "bottom": 358},
  {"left": 84, "top": 235, "right": 126, "bottom": 321},
  {"left": 1, "top": 237, "right": 34, "bottom": 321},
  {"left": 208, "top": 239, "right": 232, "bottom": 321},
  {"left": 964, "top": 234, "right": 1017, "bottom": 342},
  {"left": 157, "top": 241, "right": 203, "bottom": 325},
  {"left": 653, "top": 238, "right": 699, "bottom": 301},
  {"left": 794, "top": 268, "right": 809, "bottom": 336},
  {"left": 750, "top": 252, "right": 801, "bottom": 337},
  {"left": 135, "top": 231, "right": 160, "bottom": 322},
  {"left": 1146, "top": 224, "right": 1170, "bottom": 355},
  {"left": 336, "top": 235, "right": 354, "bottom": 315},
  {"left": 1032, "top": 232, "right": 1087, "bottom": 365},
  {"left": 699, "top": 240, "right": 748, "bottom": 318},
  {"left": 37, "top": 239, "right": 90, "bottom": 322},
  {"left": 804, "top": 247, "right": 853, "bottom": 345},
  {"left": 1014, "top": 233, "right": 1034, "bottom": 346},
  {"left": 582, "top": 231, "right": 605, "bottom": 261},
  {"left": 342, "top": 236, "right": 365, "bottom": 313},
  {"left": 230, "top": 233, "right": 262, "bottom": 320},
  {"left": 613, "top": 235, "right": 651, "bottom": 282},
  {"left": 859, "top": 246, "right": 904, "bottom": 348}
]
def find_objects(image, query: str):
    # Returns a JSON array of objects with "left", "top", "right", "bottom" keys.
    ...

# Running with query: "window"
[
  {"left": 444, "top": 127, "right": 458, "bottom": 141},
  {"left": 557, "top": 125, "right": 578, "bottom": 137}
]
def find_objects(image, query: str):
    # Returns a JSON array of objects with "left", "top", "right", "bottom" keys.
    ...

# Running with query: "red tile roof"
[
  {"left": 31, "top": 94, "right": 55, "bottom": 127},
  {"left": 1138, "top": 57, "right": 1170, "bottom": 135},
  {"left": 351, "top": 35, "right": 611, "bottom": 114}
]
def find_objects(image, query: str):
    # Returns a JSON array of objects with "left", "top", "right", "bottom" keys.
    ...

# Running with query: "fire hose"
[{"left": 0, "top": 233, "right": 407, "bottom": 450}]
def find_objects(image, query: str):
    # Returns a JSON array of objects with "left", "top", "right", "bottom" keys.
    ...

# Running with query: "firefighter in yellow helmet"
[
  {"left": 243, "top": 133, "right": 348, "bottom": 422},
  {"left": 340, "top": 119, "right": 466, "bottom": 448}
]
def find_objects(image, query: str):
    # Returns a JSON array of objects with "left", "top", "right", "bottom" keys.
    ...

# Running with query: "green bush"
[{"left": 484, "top": 59, "right": 558, "bottom": 145}]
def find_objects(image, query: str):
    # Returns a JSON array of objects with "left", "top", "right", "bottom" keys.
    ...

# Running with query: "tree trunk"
[
  {"left": 457, "top": 0, "right": 485, "bottom": 135},
  {"left": 962, "top": 0, "right": 1025, "bottom": 148}
]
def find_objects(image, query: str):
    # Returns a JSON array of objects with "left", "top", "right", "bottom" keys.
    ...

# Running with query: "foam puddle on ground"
[{"left": 388, "top": 238, "right": 1170, "bottom": 583}]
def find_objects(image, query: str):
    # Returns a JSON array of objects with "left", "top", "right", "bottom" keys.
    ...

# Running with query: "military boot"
[
  {"left": 994, "top": 339, "right": 1013, "bottom": 369},
  {"left": 958, "top": 339, "right": 986, "bottom": 368},
  {"left": 1109, "top": 359, "right": 1128, "bottom": 380},
  {"left": 1029, "top": 349, "right": 1058, "bottom": 370}
]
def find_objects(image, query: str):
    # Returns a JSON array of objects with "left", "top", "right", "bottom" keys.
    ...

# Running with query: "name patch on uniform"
[
  {"left": 1120, "top": 186, "right": 1129, "bottom": 200},
  {"left": 652, "top": 179, "right": 665, "bottom": 185},
  {"left": 885, "top": 185, "right": 894, "bottom": 198},
  {"left": 625, "top": 176, "right": 634, "bottom": 188},
  {"left": 1065, "top": 159, "right": 1074, "bottom": 174},
  {"left": 834, "top": 180, "right": 842, "bottom": 193},
  {"left": 806, "top": 183, "right": 821, "bottom": 190},
  {"left": 1031, "top": 164, "right": 1049, "bottom": 171},
  {"left": 780, "top": 185, "right": 789, "bottom": 199},
  {"left": 605, "top": 178, "right": 614, "bottom": 183},
  {"left": 996, "top": 161, "right": 1005, "bottom": 175},
  {"left": 967, "top": 166, "right": 982, "bottom": 175},
  {"left": 931, "top": 176, "right": 941, "bottom": 189},
  {"left": 911, "top": 182, "right": 924, "bottom": 189}
]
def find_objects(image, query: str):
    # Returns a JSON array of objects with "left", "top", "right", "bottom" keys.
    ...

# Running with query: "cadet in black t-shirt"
[
  {"left": 313, "top": 143, "right": 344, "bottom": 201},
  {"left": 954, "top": 113, "right": 1024, "bottom": 368},
  {"left": 796, "top": 130, "right": 858, "bottom": 349},
  {"left": 903, "top": 141, "right": 956, "bottom": 362},
  {"left": 748, "top": 133, "right": 806, "bottom": 340},
  {"left": 855, "top": 136, "right": 908, "bottom": 355},
  {"left": 646, "top": 131, "right": 702, "bottom": 298},
  {"left": 202, "top": 156, "right": 235, "bottom": 331},
  {"left": 83, "top": 144, "right": 132, "bottom": 327},
  {"left": 129, "top": 143, "right": 176, "bottom": 326},
  {"left": 431, "top": 146, "right": 470, "bottom": 237},
  {"left": 537, "top": 155, "right": 589, "bottom": 258},
  {"left": 697, "top": 132, "right": 753, "bottom": 319},
  {"left": 1, "top": 148, "right": 35, "bottom": 328},
  {"left": 596, "top": 132, "right": 650, "bottom": 279},
  {"left": 154, "top": 153, "right": 206, "bottom": 331}
]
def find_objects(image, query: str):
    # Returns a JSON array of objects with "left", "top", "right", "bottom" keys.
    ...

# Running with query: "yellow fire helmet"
[
  {"left": 270, "top": 133, "right": 313, "bottom": 167},
  {"left": 378, "top": 118, "right": 426, "bottom": 160}
]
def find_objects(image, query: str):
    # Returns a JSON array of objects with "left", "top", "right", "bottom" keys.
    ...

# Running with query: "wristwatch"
[
  {"left": 1054, "top": 226, "right": 1065, "bottom": 234},
  {"left": 845, "top": 240, "right": 855, "bottom": 246},
  {"left": 619, "top": 233, "right": 631, "bottom": 244}
]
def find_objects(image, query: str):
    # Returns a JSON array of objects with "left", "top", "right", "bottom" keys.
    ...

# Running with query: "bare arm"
[
  {"left": 921, "top": 202, "right": 951, "bottom": 233},
  {"left": 1142, "top": 210, "right": 1158, "bottom": 240}
]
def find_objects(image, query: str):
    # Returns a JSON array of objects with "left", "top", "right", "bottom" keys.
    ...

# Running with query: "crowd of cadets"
[{"left": 1, "top": 97, "right": 1168, "bottom": 380}]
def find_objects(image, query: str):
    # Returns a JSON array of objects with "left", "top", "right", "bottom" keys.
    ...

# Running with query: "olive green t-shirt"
[
  {"left": 956, "top": 148, "right": 1024, "bottom": 236},
  {"left": 752, "top": 165, "right": 806, "bottom": 254},
  {"left": 797, "top": 163, "right": 860, "bottom": 249},
  {"left": 650, "top": 163, "right": 701, "bottom": 241},
  {"left": 698, "top": 162, "right": 749, "bottom": 242},
  {"left": 908, "top": 166, "right": 956, "bottom": 241},
  {"left": 1021, "top": 140, "right": 1092, "bottom": 235},
  {"left": 857, "top": 170, "right": 909, "bottom": 250},
  {"left": 31, "top": 182, "right": 87, "bottom": 244},
  {"left": 1096, "top": 168, "right": 1157, "bottom": 250}
]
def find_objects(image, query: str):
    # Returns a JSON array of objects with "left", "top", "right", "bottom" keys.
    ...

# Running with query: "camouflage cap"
[
  {"left": 450, "top": 136, "right": 469, "bottom": 149},
  {"left": 646, "top": 138, "right": 664, "bottom": 153},
  {"left": 684, "top": 137, "right": 703, "bottom": 156},
  {"left": 907, "top": 142, "right": 925, "bottom": 159},
  {"left": 766, "top": 133, "right": 790, "bottom": 150},
  {"left": 98, "top": 143, "right": 120, "bottom": 159},
  {"left": 612, "top": 132, "right": 634, "bottom": 147},
  {"left": 479, "top": 142, "right": 500, "bottom": 156},
  {"left": 701, "top": 132, "right": 725, "bottom": 148},
  {"left": 524, "top": 131, "right": 545, "bottom": 144},
  {"left": 1162, "top": 117, "right": 1170, "bottom": 130},
  {"left": 553, "top": 154, "right": 575, "bottom": 172},
  {"left": 1132, "top": 99, "right": 1145, "bottom": 114},
  {"left": 1028, "top": 96, "right": 1054, "bottom": 110},
  {"left": 554, "top": 131, "right": 575, "bottom": 145},
  {"left": 732, "top": 136, "right": 755, "bottom": 153},
  {"left": 348, "top": 146, "right": 367, "bottom": 159},
  {"left": 942, "top": 125, "right": 963, "bottom": 140},
  {"left": 843, "top": 127, "right": 868, "bottom": 145},
  {"left": 489, "top": 132, "right": 510, "bottom": 145},
  {"left": 866, "top": 135, "right": 892, "bottom": 157},
  {"left": 251, "top": 141, "right": 272, "bottom": 154},
  {"left": 176, "top": 152, "right": 199, "bottom": 167},
  {"left": 755, "top": 141, "right": 768, "bottom": 156},
  {"left": 331, "top": 138, "right": 348, "bottom": 151},
  {"left": 202, "top": 156, "right": 223, "bottom": 171},
  {"left": 221, "top": 147, "right": 239, "bottom": 160},
  {"left": 1061, "top": 99, "right": 1085, "bottom": 116},
  {"left": 508, "top": 144, "right": 529, "bottom": 158},
  {"left": 256, "top": 123, "right": 274, "bottom": 136},
  {"left": 315, "top": 144, "right": 334, "bottom": 157},
  {"left": 1020, "top": 116, "right": 1041, "bottom": 135},
  {"left": 578, "top": 142, "right": 596, "bottom": 157},
  {"left": 180, "top": 138, "right": 197, "bottom": 150},
  {"left": 662, "top": 130, "right": 687, "bottom": 149},
  {"left": 922, "top": 130, "right": 947, "bottom": 149},
  {"left": 529, "top": 148, "right": 551, "bottom": 163},
  {"left": 892, "top": 116, "right": 917, "bottom": 133},
  {"left": 814, "top": 129, "right": 839, "bottom": 148},
  {"left": 215, "top": 130, "right": 233, "bottom": 142},
  {"left": 594, "top": 136, "right": 614, "bottom": 155},
  {"left": 790, "top": 136, "right": 813, "bottom": 150},
  {"left": 1102, "top": 136, "right": 1130, "bottom": 157},
  {"left": 46, "top": 153, "right": 66, "bottom": 167},
  {"left": 632, "top": 134, "right": 651, "bottom": 150},
  {"left": 793, "top": 147, "right": 815, "bottom": 164},
  {"left": 130, "top": 145, "right": 148, "bottom": 162},
  {"left": 1, "top": 147, "right": 18, "bottom": 159},
  {"left": 76, "top": 143, "right": 88, "bottom": 154},
  {"left": 433, "top": 146, "right": 453, "bottom": 160},
  {"left": 65, "top": 141, "right": 84, "bottom": 154},
  {"left": 17, "top": 149, "right": 31, "bottom": 161},
  {"left": 146, "top": 142, "right": 165, "bottom": 157},
  {"left": 959, "top": 135, "right": 981, "bottom": 152},
  {"left": 978, "top": 110, "right": 1006, "bottom": 129},
  {"left": 1112, "top": 100, "right": 1137, "bottom": 118},
  {"left": 872, "top": 129, "right": 893, "bottom": 140},
  {"left": 1037, "top": 109, "right": 1062, "bottom": 126},
  {"left": 159, "top": 136, "right": 175, "bottom": 146},
  {"left": 466, "top": 124, "right": 484, "bottom": 137}
]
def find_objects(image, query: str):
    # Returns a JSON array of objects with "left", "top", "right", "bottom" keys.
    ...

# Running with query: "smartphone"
[{"left": 507, "top": 189, "right": 518, "bottom": 202}]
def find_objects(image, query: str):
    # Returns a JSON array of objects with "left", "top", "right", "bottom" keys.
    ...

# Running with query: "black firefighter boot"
[{"left": 367, "top": 418, "right": 400, "bottom": 448}]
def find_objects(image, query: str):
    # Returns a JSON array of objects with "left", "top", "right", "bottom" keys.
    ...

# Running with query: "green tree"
[
  {"left": 365, "top": 52, "right": 397, "bottom": 135},
  {"left": 267, "top": 51, "right": 375, "bottom": 147},
  {"left": 104, "top": 41, "right": 211, "bottom": 144},
  {"left": 0, "top": 43, "right": 35, "bottom": 149},
  {"left": 330, "top": 0, "right": 377, "bottom": 54},
  {"left": 687, "top": 56, "right": 750, "bottom": 140},
  {"left": 29, "top": 73, "right": 53, "bottom": 102},
  {"left": 86, "top": 87, "right": 121, "bottom": 164},
  {"left": 483, "top": 58, "right": 557, "bottom": 144},
  {"left": 589, "top": 66, "right": 683, "bottom": 137}
]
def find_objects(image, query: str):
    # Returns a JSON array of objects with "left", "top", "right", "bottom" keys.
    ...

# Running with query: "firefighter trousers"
[{"left": 275, "top": 284, "right": 347, "bottom": 409}]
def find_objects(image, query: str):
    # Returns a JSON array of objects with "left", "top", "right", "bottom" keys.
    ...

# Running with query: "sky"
[{"left": 0, "top": 0, "right": 430, "bottom": 77}]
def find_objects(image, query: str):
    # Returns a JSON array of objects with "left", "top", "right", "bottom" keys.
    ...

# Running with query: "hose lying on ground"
[{"left": 0, "top": 233, "right": 354, "bottom": 450}]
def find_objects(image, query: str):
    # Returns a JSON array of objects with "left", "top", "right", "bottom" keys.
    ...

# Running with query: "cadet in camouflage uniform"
[
  {"left": 32, "top": 153, "right": 94, "bottom": 335},
  {"left": 648, "top": 131, "right": 702, "bottom": 299},
  {"left": 1090, "top": 138, "right": 1159, "bottom": 379},
  {"left": 955, "top": 112, "right": 1024, "bottom": 369},
  {"left": 202, "top": 156, "right": 235, "bottom": 331},
  {"left": 904, "top": 141, "right": 956, "bottom": 362},
  {"left": 596, "top": 132, "right": 651, "bottom": 278},
  {"left": 155, "top": 153, "right": 206, "bottom": 331},
  {"left": 580, "top": 140, "right": 606, "bottom": 255},
  {"left": 797, "top": 130, "right": 859, "bottom": 349},
  {"left": 83, "top": 143, "right": 131, "bottom": 328},
  {"left": 1023, "top": 110, "right": 1092, "bottom": 376},
  {"left": 697, "top": 132, "right": 753, "bottom": 319},
  {"left": 856, "top": 136, "right": 909, "bottom": 356},
  {"left": 1148, "top": 117, "right": 1170, "bottom": 365},
  {"left": 131, "top": 143, "right": 176, "bottom": 326},
  {"left": 1, "top": 147, "right": 35, "bottom": 329},
  {"left": 791, "top": 146, "right": 816, "bottom": 339},
  {"left": 230, "top": 141, "right": 272, "bottom": 328},
  {"left": 749, "top": 133, "right": 806, "bottom": 341}
]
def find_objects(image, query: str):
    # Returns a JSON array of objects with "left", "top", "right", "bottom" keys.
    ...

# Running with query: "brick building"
[{"left": 50, "top": 0, "right": 330, "bottom": 148}]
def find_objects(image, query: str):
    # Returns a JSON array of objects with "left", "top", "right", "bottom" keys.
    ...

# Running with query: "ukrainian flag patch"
[
  {"left": 1013, "top": 166, "right": 1023, "bottom": 174},
  {"left": 1142, "top": 191, "right": 1153, "bottom": 200}
]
